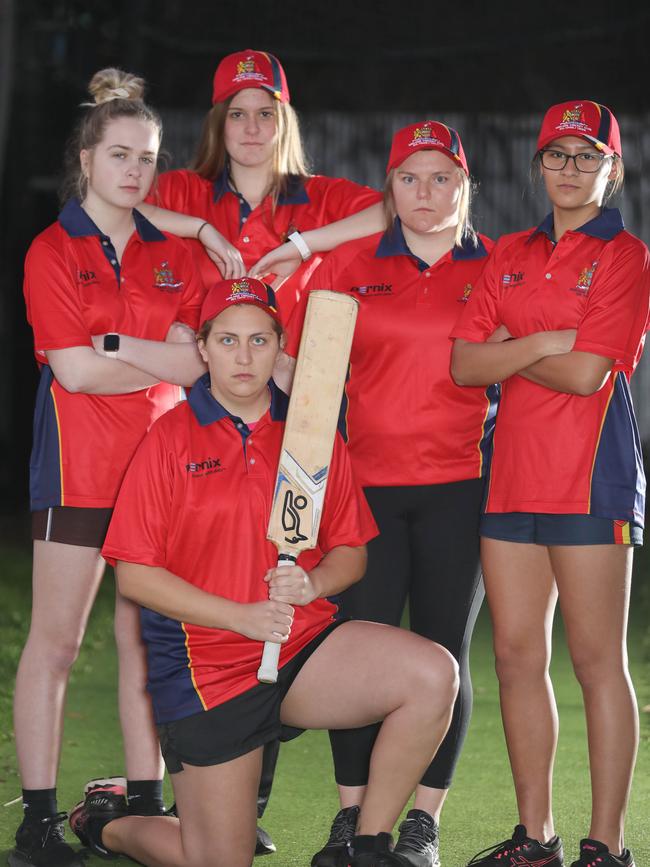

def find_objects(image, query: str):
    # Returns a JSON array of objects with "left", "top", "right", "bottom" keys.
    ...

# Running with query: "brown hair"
[
  {"left": 530, "top": 152, "right": 625, "bottom": 205},
  {"left": 383, "top": 166, "right": 478, "bottom": 248},
  {"left": 190, "top": 95, "right": 310, "bottom": 209},
  {"left": 60, "top": 67, "right": 162, "bottom": 205}
]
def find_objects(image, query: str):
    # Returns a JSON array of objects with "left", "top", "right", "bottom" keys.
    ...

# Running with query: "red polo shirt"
[
  {"left": 148, "top": 170, "right": 381, "bottom": 321},
  {"left": 102, "top": 376, "right": 377, "bottom": 723},
  {"left": 451, "top": 208, "right": 650, "bottom": 523},
  {"left": 24, "top": 199, "right": 204, "bottom": 509},
  {"left": 285, "top": 221, "right": 497, "bottom": 487}
]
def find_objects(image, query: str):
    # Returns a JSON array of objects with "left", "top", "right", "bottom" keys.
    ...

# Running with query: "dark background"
[{"left": 1, "top": 0, "right": 648, "bottom": 524}]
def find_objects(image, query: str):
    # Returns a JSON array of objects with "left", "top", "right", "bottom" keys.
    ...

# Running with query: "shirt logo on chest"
[
  {"left": 186, "top": 457, "right": 225, "bottom": 477},
  {"left": 349, "top": 283, "right": 393, "bottom": 296},
  {"left": 153, "top": 261, "right": 183, "bottom": 292},
  {"left": 457, "top": 283, "right": 473, "bottom": 303},
  {"left": 502, "top": 271, "right": 525, "bottom": 288},
  {"left": 570, "top": 260, "right": 598, "bottom": 296},
  {"left": 78, "top": 269, "right": 98, "bottom": 286}
]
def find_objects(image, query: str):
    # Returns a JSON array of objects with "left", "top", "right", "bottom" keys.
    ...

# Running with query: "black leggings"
[{"left": 329, "top": 477, "right": 485, "bottom": 790}]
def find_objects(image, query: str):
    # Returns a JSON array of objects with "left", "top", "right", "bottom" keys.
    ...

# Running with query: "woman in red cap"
[
  {"left": 451, "top": 101, "right": 648, "bottom": 867},
  {"left": 12, "top": 68, "right": 207, "bottom": 867},
  {"left": 279, "top": 120, "right": 497, "bottom": 867},
  {"left": 141, "top": 48, "right": 381, "bottom": 324},
  {"left": 69, "top": 277, "right": 459, "bottom": 867}
]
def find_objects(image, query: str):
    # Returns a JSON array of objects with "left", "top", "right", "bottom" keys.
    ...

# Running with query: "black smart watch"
[{"left": 103, "top": 333, "right": 120, "bottom": 355}]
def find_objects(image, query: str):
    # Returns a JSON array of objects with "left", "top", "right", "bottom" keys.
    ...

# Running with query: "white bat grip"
[{"left": 257, "top": 554, "right": 296, "bottom": 683}]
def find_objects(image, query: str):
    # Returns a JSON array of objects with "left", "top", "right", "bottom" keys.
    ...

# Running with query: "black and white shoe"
[
  {"left": 311, "top": 805, "right": 360, "bottom": 866},
  {"left": 255, "top": 824, "right": 277, "bottom": 856},
  {"left": 69, "top": 781, "right": 128, "bottom": 860},
  {"left": 393, "top": 810, "right": 440, "bottom": 867},
  {"left": 467, "top": 824, "right": 564, "bottom": 866},
  {"left": 351, "top": 832, "right": 407, "bottom": 866},
  {"left": 9, "top": 812, "right": 85, "bottom": 867}
]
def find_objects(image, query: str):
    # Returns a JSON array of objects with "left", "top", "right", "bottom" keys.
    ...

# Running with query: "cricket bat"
[{"left": 257, "top": 290, "right": 359, "bottom": 683}]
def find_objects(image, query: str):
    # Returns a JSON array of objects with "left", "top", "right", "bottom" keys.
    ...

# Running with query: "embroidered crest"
[{"left": 153, "top": 261, "right": 183, "bottom": 292}]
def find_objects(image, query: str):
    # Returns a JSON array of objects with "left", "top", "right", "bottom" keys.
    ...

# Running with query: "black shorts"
[
  {"left": 480, "top": 512, "right": 643, "bottom": 546},
  {"left": 157, "top": 620, "right": 345, "bottom": 774},
  {"left": 32, "top": 506, "right": 114, "bottom": 548}
]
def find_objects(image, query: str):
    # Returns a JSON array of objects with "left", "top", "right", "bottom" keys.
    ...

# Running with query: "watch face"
[{"left": 104, "top": 333, "right": 119, "bottom": 353}]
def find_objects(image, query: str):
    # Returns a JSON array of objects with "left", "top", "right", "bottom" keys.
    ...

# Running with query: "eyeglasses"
[{"left": 540, "top": 149, "right": 608, "bottom": 173}]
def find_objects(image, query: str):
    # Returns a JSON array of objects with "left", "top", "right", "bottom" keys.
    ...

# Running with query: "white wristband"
[{"left": 287, "top": 230, "right": 311, "bottom": 261}]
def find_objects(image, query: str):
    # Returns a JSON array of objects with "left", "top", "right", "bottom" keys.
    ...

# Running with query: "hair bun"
[{"left": 87, "top": 68, "right": 146, "bottom": 105}]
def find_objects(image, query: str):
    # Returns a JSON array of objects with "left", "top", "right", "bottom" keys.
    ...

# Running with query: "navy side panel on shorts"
[
  {"left": 30, "top": 365, "right": 63, "bottom": 511},
  {"left": 590, "top": 373, "right": 646, "bottom": 526}
]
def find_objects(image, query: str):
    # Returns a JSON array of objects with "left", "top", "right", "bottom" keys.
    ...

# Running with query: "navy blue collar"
[
  {"left": 375, "top": 218, "right": 487, "bottom": 271},
  {"left": 212, "top": 169, "right": 310, "bottom": 205},
  {"left": 58, "top": 198, "right": 165, "bottom": 242},
  {"left": 529, "top": 207, "right": 624, "bottom": 244},
  {"left": 189, "top": 373, "right": 289, "bottom": 427}
]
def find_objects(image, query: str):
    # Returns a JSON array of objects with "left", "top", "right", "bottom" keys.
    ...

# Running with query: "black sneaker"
[
  {"left": 393, "top": 810, "right": 440, "bottom": 867},
  {"left": 255, "top": 824, "right": 277, "bottom": 856},
  {"left": 84, "top": 777, "right": 168, "bottom": 817},
  {"left": 351, "top": 832, "right": 407, "bottom": 866},
  {"left": 69, "top": 781, "right": 128, "bottom": 860},
  {"left": 8, "top": 813, "right": 86, "bottom": 867},
  {"left": 570, "top": 839, "right": 635, "bottom": 867},
  {"left": 311, "top": 806, "right": 360, "bottom": 866},
  {"left": 467, "top": 824, "right": 564, "bottom": 866}
]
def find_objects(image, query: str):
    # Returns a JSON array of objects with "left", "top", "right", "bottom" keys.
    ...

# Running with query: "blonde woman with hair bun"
[{"left": 11, "top": 67, "right": 208, "bottom": 867}]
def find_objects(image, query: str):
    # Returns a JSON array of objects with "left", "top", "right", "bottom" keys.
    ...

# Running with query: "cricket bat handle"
[{"left": 257, "top": 553, "right": 297, "bottom": 683}]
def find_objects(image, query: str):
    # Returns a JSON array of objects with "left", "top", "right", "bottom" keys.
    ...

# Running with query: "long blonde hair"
[{"left": 190, "top": 96, "right": 310, "bottom": 209}]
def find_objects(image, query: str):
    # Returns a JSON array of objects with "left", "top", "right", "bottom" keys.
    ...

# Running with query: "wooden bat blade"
[{"left": 267, "top": 290, "right": 358, "bottom": 556}]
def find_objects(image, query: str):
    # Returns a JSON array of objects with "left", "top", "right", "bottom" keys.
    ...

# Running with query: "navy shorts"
[
  {"left": 157, "top": 620, "right": 345, "bottom": 773},
  {"left": 480, "top": 512, "right": 643, "bottom": 546}
]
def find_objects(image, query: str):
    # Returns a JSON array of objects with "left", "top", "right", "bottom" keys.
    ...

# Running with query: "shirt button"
[
  {"left": 250, "top": 458, "right": 256, "bottom": 465},
  {"left": 237, "top": 423, "right": 243, "bottom": 429},
  {"left": 242, "top": 236, "right": 250, "bottom": 243},
  {"left": 425, "top": 271, "right": 431, "bottom": 277},
  {"left": 545, "top": 273, "right": 552, "bottom": 280},
  {"left": 102, "top": 240, "right": 109, "bottom": 246}
]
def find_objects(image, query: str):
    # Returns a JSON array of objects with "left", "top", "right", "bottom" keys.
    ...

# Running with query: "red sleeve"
[
  {"left": 317, "top": 433, "right": 378, "bottom": 553},
  {"left": 146, "top": 170, "right": 193, "bottom": 213},
  {"left": 173, "top": 237, "right": 206, "bottom": 330},
  {"left": 572, "top": 237, "right": 650, "bottom": 372},
  {"left": 24, "top": 233, "right": 93, "bottom": 356},
  {"left": 312, "top": 177, "right": 381, "bottom": 222},
  {"left": 102, "top": 419, "right": 175, "bottom": 567},
  {"left": 450, "top": 242, "right": 503, "bottom": 342}
]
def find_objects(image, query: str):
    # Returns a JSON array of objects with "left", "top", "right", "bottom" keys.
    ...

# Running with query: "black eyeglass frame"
[{"left": 539, "top": 148, "right": 609, "bottom": 174}]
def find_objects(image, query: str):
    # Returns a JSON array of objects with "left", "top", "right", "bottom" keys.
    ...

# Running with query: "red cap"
[
  {"left": 386, "top": 121, "right": 469, "bottom": 175},
  {"left": 200, "top": 278, "right": 282, "bottom": 329},
  {"left": 212, "top": 49, "right": 290, "bottom": 105},
  {"left": 537, "top": 101, "right": 621, "bottom": 156}
]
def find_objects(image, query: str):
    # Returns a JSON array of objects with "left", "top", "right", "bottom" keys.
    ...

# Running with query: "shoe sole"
[{"left": 84, "top": 776, "right": 127, "bottom": 795}]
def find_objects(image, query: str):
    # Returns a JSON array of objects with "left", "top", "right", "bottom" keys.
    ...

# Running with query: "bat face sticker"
[{"left": 281, "top": 490, "right": 308, "bottom": 544}]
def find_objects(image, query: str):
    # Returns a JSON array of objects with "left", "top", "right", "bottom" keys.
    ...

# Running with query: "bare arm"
[
  {"left": 248, "top": 203, "right": 385, "bottom": 278},
  {"left": 265, "top": 544, "right": 367, "bottom": 606},
  {"left": 92, "top": 325, "right": 206, "bottom": 387},
  {"left": 451, "top": 330, "right": 577, "bottom": 386},
  {"left": 46, "top": 346, "right": 158, "bottom": 394},
  {"left": 518, "top": 351, "right": 614, "bottom": 395},
  {"left": 138, "top": 204, "right": 246, "bottom": 278},
  {"left": 116, "top": 561, "right": 295, "bottom": 644}
]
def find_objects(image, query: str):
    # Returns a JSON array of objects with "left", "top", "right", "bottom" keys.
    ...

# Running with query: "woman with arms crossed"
[
  {"left": 284, "top": 122, "right": 498, "bottom": 867},
  {"left": 12, "top": 69, "right": 207, "bottom": 867},
  {"left": 69, "top": 278, "right": 459, "bottom": 867},
  {"left": 451, "top": 101, "right": 648, "bottom": 867}
]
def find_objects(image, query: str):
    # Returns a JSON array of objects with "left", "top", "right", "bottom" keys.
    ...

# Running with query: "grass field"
[{"left": 0, "top": 541, "right": 648, "bottom": 866}]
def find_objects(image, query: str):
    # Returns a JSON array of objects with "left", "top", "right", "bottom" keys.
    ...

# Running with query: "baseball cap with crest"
[
  {"left": 536, "top": 101, "right": 621, "bottom": 156},
  {"left": 212, "top": 49, "right": 290, "bottom": 105},
  {"left": 386, "top": 121, "right": 469, "bottom": 175},
  {"left": 200, "top": 278, "right": 282, "bottom": 329}
]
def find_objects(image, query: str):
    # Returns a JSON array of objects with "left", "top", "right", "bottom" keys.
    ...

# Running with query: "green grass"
[{"left": 0, "top": 543, "right": 648, "bottom": 866}]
